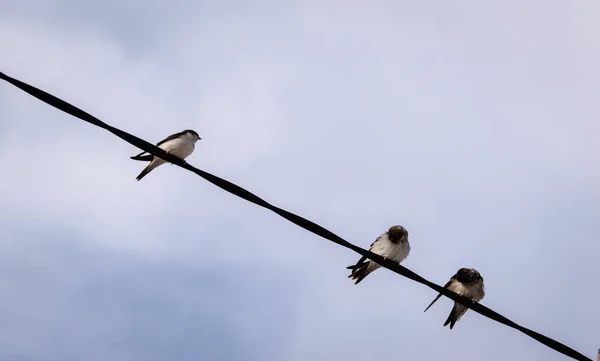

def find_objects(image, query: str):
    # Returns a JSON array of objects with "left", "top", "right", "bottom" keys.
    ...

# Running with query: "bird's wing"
[
  {"left": 346, "top": 234, "right": 385, "bottom": 270},
  {"left": 130, "top": 131, "right": 185, "bottom": 160},
  {"left": 130, "top": 152, "right": 153, "bottom": 161},
  {"left": 369, "top": 233, "right": 395, "bottom": 257},
  {"left": 156, "top": 131, "right": 186, "bottom": 146},
  {"left": 424, "top": 278, "right": 455, "bottom": 312}
]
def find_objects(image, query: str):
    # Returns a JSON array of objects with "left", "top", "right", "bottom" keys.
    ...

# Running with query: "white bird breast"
[
  {"left": 370, "top": 234, "right": 410, "bottom": 262},
  {"left": 448, "top": 281, "right": 484, "bottom": 302},
  {"left": 159, "top": 137, "right": 195, "bottom": 160}
]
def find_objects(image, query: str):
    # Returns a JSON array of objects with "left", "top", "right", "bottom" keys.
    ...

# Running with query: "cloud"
[
  {"left": 0, "top": 226, "right": 298, "bottom": 361},
  {"left": 1, "top": 1, "right": 599, "bottom": 360},
  {"left": 0, "top": 19, "right": 286, "bottom": 256}
]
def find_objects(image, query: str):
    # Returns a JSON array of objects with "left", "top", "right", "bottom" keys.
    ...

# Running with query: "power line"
[{"left": 0, "top": 70, "right": 592, "bottom": 361}]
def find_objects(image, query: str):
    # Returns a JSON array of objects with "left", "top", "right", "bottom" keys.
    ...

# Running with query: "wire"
[{"left": 0, "top": 70, "right": 592, "bottom": 361}]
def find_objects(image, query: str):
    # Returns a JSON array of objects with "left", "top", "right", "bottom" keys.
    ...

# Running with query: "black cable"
[{"left": 0, "top": 70, "right": 591, "bottom": 361}]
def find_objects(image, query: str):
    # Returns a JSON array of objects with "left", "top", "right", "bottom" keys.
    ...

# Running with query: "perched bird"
[
  {"left": 424, "top": 268, "right": 485, "bottom": 329},
  {"left": 130, "top": 129, "right": 201, "bottom": 181},
  {"left": 346, "top": 225, "right": 410, "bottom": 285}
]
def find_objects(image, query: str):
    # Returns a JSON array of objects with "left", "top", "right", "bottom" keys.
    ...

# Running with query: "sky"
[{"left": 0, "top": 1, "right": 599, "bottom": 360}]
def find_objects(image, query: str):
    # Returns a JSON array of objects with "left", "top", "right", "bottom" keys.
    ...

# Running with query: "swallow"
[
  {"left": 346, "top": 225, "right": 410, "bottom": 284},
  {"left": 130, "top": 129, "right": 201, "bottom": 181},
  {"left": 424, "top": 267, "right": 485, "bottom": 329}
]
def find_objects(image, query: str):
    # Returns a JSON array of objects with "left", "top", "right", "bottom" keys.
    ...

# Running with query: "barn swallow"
[
  {"left": 424, "top": 268, "right": 485, "bottom": 329},
  {"left": 130, "top": 129, "right": 201, "bottom": 181},
  {"left": 346, "top": 225, "right": 410, "bottom": 284}
]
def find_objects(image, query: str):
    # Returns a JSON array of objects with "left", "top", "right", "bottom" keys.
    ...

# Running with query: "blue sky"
[{"left": 1, "top": 1, "right": 599, "bottom": 360}]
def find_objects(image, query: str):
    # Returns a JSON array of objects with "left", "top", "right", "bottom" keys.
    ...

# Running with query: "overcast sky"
[{"left": 1, "top": 1, "right": 599, "bottom": 360}]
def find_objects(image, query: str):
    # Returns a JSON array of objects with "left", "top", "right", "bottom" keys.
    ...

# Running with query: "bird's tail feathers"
[
  {"left": 443, "top": 303, "right": 466, "bottom": 330},
  {"left": 424, "top": 294, "right": 442, "bottom": 313},
  {"left": 346, "top": 256, "right": 367, "bottom": 270},
  {"left": 347, "top": 262, "right": 370, "bottom": 285},
  {"left": 136, "top": 162, "right": 156, "bottom": 181},
  {"left": 130, "top": 152, "right": 153, "bottom": 161}
]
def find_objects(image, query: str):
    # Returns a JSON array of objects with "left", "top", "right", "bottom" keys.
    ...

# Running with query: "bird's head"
[
  {"left": 387, "top": 225, "right": 408, "bottom": 244},
  {"left": 456, "top": 268, "right": 483, "bottom": 284},
  {"left": 184, "top": 129, "right": 202, "bottom": 143}
]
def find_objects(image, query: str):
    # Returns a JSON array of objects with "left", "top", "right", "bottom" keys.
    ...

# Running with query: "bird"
[
  {"left": 346, "top": 225, "right": 410, "bottom": 285},
  {"left": 423, "top": 267, "right": 485, "bottom": 329},
  {"left": 130, "top": 129, "right": 201, "bottom": 181}
]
